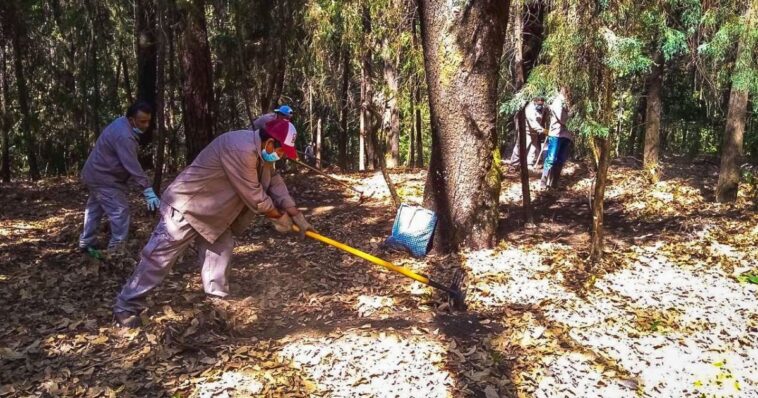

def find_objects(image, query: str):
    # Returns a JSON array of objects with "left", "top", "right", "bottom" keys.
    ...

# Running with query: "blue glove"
[{"left": 143, "top": 187, "right": 161, "bottom": 211}]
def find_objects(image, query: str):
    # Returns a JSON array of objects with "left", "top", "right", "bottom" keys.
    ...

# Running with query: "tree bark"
[
  {"left": 360, "top": 4, "right": 376, "bottom": 171},
  {"left": 339, "top": 45, "right": 350, "bottom": 170},
  {"left": 414, "top": 80, "right": 423, "bottom": 168},
  {"left": 626, "top": 94, "right": 645, "bottom": 155},
  {"left": 7, "top": 1, "right": 40, "bottom": 180},
  {"left": 136, "top": 0, "right": 158, "bottom": 106},
  {"left": 643, "top": 50, "right": 664, "bottom": 182},
  {"left": 384, "top": 40, "right": 400, "bottom": 168},
  {"left": 513, "top": 1, "right": 534, "bottom": 226},
  {"left": 359, "top": 69, "right": 367, "bottom": 171},
  {"left": 119, "top": 52, "right": 134, "bottom": 103},
  {"left": 716, "top": 36, "right": 749, "bottom": 202},
  {"left": 153, "top": 2, "right": 167, "bottom": 192},
  {"left": 409, "top": 87, "right": 416, "bottom": 168},
  {"left": 178, "top": 0, "right": 215, "bottom": 163},
  {"left": 412, "top": 13, "right": 424, "bottom": 168},
  {"left": 516, "top": 108, "right": 534, "bottom": 225},
  {"left": 590, "top": 136, "right": 610, "bottom": 263},
  {"left": 417, "top": 0, "right": 510, "bottom": 251},
  {"left": 370, "top": 124, "right": 401, "bottom": 208},
  {"left": 0, "top": 43, "right": 12, "bottom": 183},
  {"left": 88, "top": 0, "right": 103, "bottom": 141}
]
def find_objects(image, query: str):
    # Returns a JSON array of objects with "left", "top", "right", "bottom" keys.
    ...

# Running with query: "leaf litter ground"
[{"left": 0, "top": 156, "right": 755, "bottom": 397}]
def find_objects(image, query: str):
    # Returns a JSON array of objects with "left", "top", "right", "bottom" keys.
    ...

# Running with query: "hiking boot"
[{"left": 113, "top": 311, "right": 142, "bottom": 328}]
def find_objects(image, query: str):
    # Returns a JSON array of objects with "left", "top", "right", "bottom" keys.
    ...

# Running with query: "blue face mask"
[
  {"left": 132, "top": 127, "right": 144, "bottom": 135},
  {"left": 261, "top": 149, "right": 280, "bottom": 163}
]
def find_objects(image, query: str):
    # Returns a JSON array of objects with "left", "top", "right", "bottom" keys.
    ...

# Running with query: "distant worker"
[
  {"left": 253, "top": 105, "right": 294, "bottom": 130},
  {"left": 541, "top": 89, "right": 573, "bottom": 190},
  {"left": 509, "top": 97, "right": 545, "bottom": 169},
  {"left": 304, "top": 142, "right": 315, "bottom": 166},
  {"left": 78, "top": 101, "right": 160, "bottom": 255}
]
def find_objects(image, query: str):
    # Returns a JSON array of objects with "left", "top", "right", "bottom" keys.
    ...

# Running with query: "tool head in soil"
[{"left": 447, "top": 269, "right": 466, "bottom": 311}]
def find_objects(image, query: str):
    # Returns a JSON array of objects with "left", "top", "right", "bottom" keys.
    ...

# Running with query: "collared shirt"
[
  {"left": 81, "top": 116, "right": 151, "bottom": 190},
  {"left": 161, "top": 130, "right": 296, "bottom": 243},
  {"left": 548, "top": 96, "right": 573, "bottom": 140},
  {"left": 525, "top": 102, "right": 544, "bottom": 134}
]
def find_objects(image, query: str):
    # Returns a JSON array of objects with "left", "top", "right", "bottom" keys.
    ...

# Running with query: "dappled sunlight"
[
  {"left": 460, "top": 242, "right": 757, "bottom": 396},
  {"left": 355, "top": 294, "right": 395, "bottom": 317},
  {"left": 309, "top": 204, "right": 336, "bottom": 216},
  {"left": 534, "top": 352, "right": 636, "bottom": 398},
  {"left": 463, "top": 247, "right": 566, "bottom": 308},
  {"left": 232, "top": 242, "right": 266, "bottom": 256},
  {"left": 279, "top": 329, "right": 454, "bottom": 397},
  {"left": 192, "top": 370, "right": 264, "bottom": 397}
]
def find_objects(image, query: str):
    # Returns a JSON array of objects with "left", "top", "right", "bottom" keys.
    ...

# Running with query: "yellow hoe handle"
[{"left": 291, "top": 225, "right": 431, "bottom": 285}]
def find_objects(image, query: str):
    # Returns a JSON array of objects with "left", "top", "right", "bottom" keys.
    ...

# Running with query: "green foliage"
[
  {"left": 499, "top": 66, "right": 555, "bottom": 115},
  {"left": 603, "top": 29, "right": 653, "bottom": 76},
  {"left": 736, "top": 271, "right": 758, "bottom": 284},
  {"left": 577, "top": 119, "right": 611, "bottom": 139},
  {"left": 661, "top": 27, "right": 689, "bottom": 60},
  {"left": 698, "top": 20, "right": 741, "bottom": 59}
]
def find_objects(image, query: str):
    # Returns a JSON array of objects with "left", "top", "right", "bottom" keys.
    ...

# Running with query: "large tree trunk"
[
  {"left": 87, "top": 1, "right": 103, "bottom": 141},
  {"left": 178, "top": 0, "right": 214, "bottom": 163},
  {"left": 153, "top": 2, "right": 167, "bottom": 192},
  {"left": 516, "top": 108, "right": 533, "bottom": 225},
  {"left": 136, "top": 0, "right": 157, "bottom": 147},
  {"left": 360, "top": 4, "right": 376, "bottom": 171},
  {"left": 512, "top": 1, "right": 537, "bottom": 226},
  {"left": 384, "top": 41, "right": 400, "bottom": 168},
  {"left": 1, "top": 43, "right": 12, "bottom": 183},
  {"left": 409, "top": 87, "right": 416, "bottom": 168},
  {"left": 359, "top": 70, "right": 367, "bottom": 171},
  {"left": 338, "top": 46, "right": 349, "bottom": 170},
  {"left": 414, "top": 80, "right": 423, "bottom": 168},
  {"left": 643, "top": 51, "right": 664, "bottom": 182},
  {"left": 412, "top": 14, "right": 424, "bottom": 169},
  {"left": 136, "top": 0, "right": 157, "bottom": 106},
  {"left": 417, "top": 0, "right": 510, "bottom": 251},
  {"left": 626, "top": 94, "right": 646, "bottom": 155},
  {"left": 7, "top": 1, "right": 40, "bottom": 180},
  {"left": 119, "top": 52, "right": 134, "bottom": 103},
  {"left": 716, "top": 43, "right": 749, "bottom": 202}
]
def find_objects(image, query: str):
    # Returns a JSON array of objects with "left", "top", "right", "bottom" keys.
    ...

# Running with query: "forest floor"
[{"left": 0, "top": 156, "right": 756, "bottom": 398}]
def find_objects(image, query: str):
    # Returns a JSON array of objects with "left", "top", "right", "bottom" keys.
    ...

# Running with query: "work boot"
[
  {"left": 113, "top": 311, "right": 142, "bottom": 328},
  {"left": 79, "top": 245, "right": 104, "bottom": 260}
]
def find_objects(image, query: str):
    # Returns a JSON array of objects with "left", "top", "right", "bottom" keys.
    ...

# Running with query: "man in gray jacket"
[
  {"left": 79, "top": 101, "right": 160, "bottom": 255},
  {"left": 509, "top": 97, "right": 546, "bottom": 169},
  {"left": 113, "top": 119, "right": 314, "bottom": 328}
]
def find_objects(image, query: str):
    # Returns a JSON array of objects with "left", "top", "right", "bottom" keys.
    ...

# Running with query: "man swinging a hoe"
[{"left": 113, "top": 119, "right": 314, "bottom": 328}]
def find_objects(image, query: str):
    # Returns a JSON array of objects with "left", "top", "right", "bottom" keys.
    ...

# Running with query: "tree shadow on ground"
[{"left": 3, "top": 171, "right": 529, "bottom": 396}]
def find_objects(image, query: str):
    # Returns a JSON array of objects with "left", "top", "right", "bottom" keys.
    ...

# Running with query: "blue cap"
[{"left": 274, "top": 105, "right": 293, "bottom": 117}]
